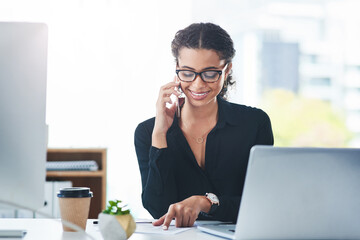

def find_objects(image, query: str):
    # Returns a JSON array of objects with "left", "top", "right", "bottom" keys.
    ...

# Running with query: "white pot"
[{"left": 98, "top": 213, "right": 136, "bottom": 240}]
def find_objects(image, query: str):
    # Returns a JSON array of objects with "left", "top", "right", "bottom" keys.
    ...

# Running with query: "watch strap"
[
  {"left": 205, "top": 193, "right": 219, "bottom": 215},
  {"left": 208, "top": 202, "right": 219, "bottom": 215}
]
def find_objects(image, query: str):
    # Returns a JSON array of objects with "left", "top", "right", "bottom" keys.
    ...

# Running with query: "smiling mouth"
[
  {"left": 191, "top": 91, "right": 209, "bottom": 96},
  {"left": 189, "top": 90, "right": 210, "bottom": 99}
]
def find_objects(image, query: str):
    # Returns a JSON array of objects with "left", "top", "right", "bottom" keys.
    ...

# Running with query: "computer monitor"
[{"left": 0, "top": 22, "right": 48, "bottom": 213}]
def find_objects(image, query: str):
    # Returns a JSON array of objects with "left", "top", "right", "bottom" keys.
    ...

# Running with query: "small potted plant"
[{"left": 98, "top": 200, "right": 136, "bottom": 240}]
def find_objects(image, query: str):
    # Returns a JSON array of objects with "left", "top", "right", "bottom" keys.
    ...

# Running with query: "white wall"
[{"left": 0, "top": 0, "right": 196, "bottom": 218}]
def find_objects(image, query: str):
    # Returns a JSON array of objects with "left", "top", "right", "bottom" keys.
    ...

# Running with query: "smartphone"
[{"left": 176, "top": 85, "right": 185, "bottom": 118}]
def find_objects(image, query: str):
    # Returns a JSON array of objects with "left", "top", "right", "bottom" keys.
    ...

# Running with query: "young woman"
[{"left": 134, "top": 22, "right": 274, "bottom": 229}]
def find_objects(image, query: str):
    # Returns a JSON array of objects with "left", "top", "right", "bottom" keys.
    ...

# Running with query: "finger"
[
  {"left": 189, "top": 213, "right": 198, "bottom": 227},
  {"left": 159, "top": 94, "right": 179, "bottom": 109},
  {"left": 161, "top": 81, "right": 180, "bottom": 91},
  {"left": 181, "top": 214, "right": 190, "bottom": 227},
  {"left": 175, "top": 214, "right": 183, "bottom": 228},
  {"left": 161, "top": 96, "right": 172, "bottom": 105},
  {"left": 157, "top": 92, "right": 179, "bottom": 107},
  {"left": 172, "top": 90, "right": 181, "bottom": 97},
  {"left": 152, "top": 214, "right": 166, "bottom": 226},
  {"left": 174, "top": 75, "right": 181, "bottom": 84},
  {"left": 160, "top": 87, "right": 181, "bottom": 98},
  {"left": 173, "top": 76, "right": 182, "bottom": 95},
  {"left": 161, "top": 92, "right": 180, "bottom": 100},
  {"left": 168, "top": 100, "right": 178, "bottom": 111},
  {"left": 182, "top": 209, "right": 193, "bottom": 227},
  {"left": 162, "top": 205, "right": 175, "bottom": 230},
  {"left": 188, "top": 211, "right": 196, "bottom": 227}
]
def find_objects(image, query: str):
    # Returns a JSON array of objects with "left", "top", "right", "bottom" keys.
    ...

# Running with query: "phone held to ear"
[{"left": 176, "top": 86, "right": 185, "bottom": 118}]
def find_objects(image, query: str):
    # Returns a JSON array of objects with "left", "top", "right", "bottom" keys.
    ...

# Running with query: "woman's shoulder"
[
  {"left": 219, "top": 98, "right": 270, "bottom": 123},
  {"left": 135, "top": 117, "right": 155, "bottom": 137},
  {"left": 230, "top": 101, "right": 268, "bottom": 115},
  {"left": 138, "top": 117, "right": 156, "bottom": 127}
]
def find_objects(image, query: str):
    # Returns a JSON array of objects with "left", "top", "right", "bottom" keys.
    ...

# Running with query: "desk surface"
[{"left": 0, "top": 218, "right": 223, "bottom": 240}]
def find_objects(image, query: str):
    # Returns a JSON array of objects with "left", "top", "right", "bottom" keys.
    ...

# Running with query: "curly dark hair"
[{"left": 171, "top": 22, "right": 236, "bottom": 99}]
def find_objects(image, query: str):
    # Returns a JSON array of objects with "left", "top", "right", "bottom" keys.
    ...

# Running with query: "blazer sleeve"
[
  {"left": 134, "top": 122, "right": 178, "bottom": 219},
  {"left": 208, "top": 196, "right": 241, "bottom": 223}
]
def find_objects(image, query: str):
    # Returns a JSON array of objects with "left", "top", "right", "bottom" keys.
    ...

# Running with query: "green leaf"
[{"left": 102, "top": 199, "right": 131, "bottom": 215}]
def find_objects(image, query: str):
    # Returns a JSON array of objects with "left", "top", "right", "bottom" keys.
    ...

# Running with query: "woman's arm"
[
  {"left": 134, "top": 122, "right": 178, "bottom": 219},
  {"left": 153, "top": 195, "right": 211, "bottom": 229},
  {"left": 152, "top": 81, "right": 180, "bottom": 148},
  {"left": 135, "top": 80, "right": 181, "bottom": 218},
  {"left": 255, "top": 111, "right": 274, "bottom": 146},
  {"left": 207, "top": 111, "right": 274, "bottom": 222}
]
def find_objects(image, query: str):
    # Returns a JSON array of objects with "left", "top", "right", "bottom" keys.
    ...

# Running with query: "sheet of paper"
[
  {"left": 135, "top": 219, "right": 232, "bottom": 225},
  {"left": 134, "top": 219, "right": 232, "bottom": 235},
  {"left": 135, "top": 223, "right": 192, "bottom": 235}
]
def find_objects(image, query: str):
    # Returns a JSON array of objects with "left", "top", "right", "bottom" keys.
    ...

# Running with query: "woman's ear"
[
  {"left": 226, "top": 62, "right": 233, "bottom": 75},
  {"left": 222, "top": 63, "right": 232, "bottom": 83}
]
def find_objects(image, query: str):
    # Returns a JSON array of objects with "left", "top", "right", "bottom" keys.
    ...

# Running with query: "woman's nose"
[{"left": 192, "top": 74, "right": 206, "bottom": 87}]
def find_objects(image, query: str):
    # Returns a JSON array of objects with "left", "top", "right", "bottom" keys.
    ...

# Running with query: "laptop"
[{"left": 198, "top": 145, "right": 360, "bottom": 239}]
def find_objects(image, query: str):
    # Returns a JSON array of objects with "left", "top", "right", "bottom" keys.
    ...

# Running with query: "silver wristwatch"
[{"left": 205, "top": 193, "right": 219, "bottom": 215}]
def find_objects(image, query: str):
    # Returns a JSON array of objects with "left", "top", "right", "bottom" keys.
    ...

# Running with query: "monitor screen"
[{"left": 0, "top": 22, "right": 48, "bottom": 212}]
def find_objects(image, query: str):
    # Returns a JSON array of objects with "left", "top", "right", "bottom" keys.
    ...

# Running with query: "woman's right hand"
[{"left": 152, "top": 79, "right": 181, "bottom": 148}]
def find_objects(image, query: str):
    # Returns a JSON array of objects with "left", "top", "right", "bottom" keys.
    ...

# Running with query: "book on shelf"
[{"left": 46, "top": 160, "right": 99, "bottom": 171}]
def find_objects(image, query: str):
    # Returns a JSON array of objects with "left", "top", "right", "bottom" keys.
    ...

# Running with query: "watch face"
[{"left": 207, "top": 193, "right": 219, "bottom": 204}]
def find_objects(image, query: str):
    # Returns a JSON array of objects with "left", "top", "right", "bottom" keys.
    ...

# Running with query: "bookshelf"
[{"left": 46, "top": 148, "right": 107, "bottom": 219}]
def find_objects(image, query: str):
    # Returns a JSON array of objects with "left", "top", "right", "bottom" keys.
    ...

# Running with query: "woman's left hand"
[{"left": 152, "top": 195, "right": 211, "bottom": 229}]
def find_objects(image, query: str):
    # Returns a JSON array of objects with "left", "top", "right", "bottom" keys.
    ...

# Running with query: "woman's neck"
[{"left": 181, "top": 97, "right": 218, "bottom": 124}]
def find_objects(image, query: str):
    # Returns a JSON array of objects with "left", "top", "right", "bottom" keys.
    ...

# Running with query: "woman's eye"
[
  {"left": 203, "top": 71, "right": 218, "bottom": 79},
  {"left": 181, "top": 71, "right": 194, "bottom": 78}
]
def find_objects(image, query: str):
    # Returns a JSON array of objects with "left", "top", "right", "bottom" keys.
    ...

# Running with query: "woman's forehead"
[{"left": 177, "top": 48, "right": 225, "bottom": 69}]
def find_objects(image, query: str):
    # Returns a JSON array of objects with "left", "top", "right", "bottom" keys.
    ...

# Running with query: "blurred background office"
[{"left": 1, "top": 0, "right": 359, "bottom": 218}]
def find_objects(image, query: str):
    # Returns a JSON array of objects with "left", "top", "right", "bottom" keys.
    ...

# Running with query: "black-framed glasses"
[{"left": 176, "top": 64, "right": 228, "bottom": 83}]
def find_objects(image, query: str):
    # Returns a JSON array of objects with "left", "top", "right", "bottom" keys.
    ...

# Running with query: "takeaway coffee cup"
[{"left": 57, "top": 187, "right": 93, "bottom": 232}]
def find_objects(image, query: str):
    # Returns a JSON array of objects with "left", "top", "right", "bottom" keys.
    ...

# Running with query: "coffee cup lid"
[{"left": 57, "top": 187, "right": 93, "bottom": 198}]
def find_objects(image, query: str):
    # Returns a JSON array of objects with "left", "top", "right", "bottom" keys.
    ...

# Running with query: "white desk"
[{"left": 0, "top": 219, "right": 223, "bottom": 240}]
